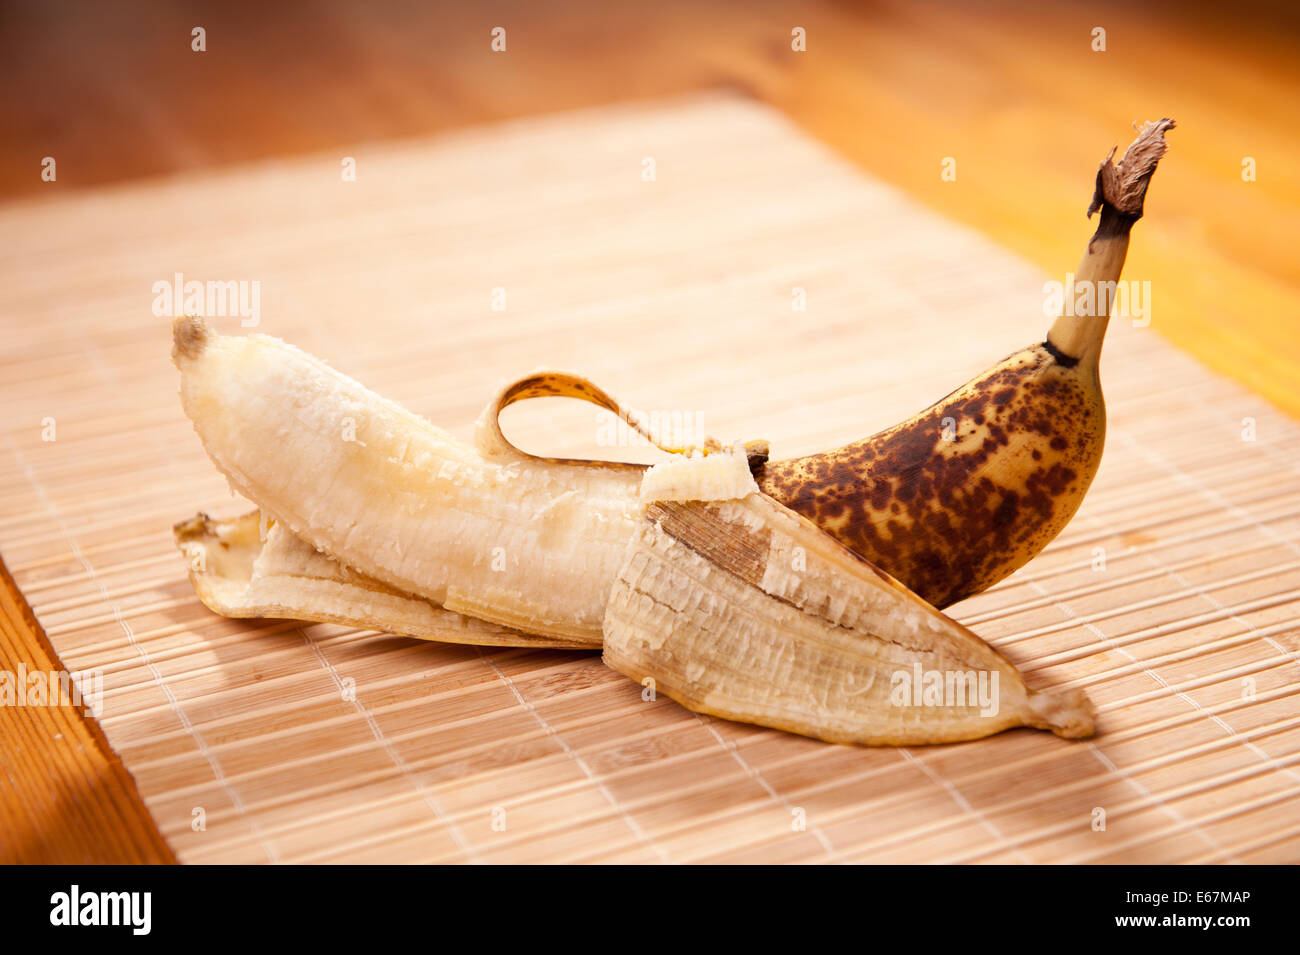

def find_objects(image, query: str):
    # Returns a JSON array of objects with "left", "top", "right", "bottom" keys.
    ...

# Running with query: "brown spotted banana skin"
[{"left": 756, "top": 343, "right": 1104, "bottom": 609}]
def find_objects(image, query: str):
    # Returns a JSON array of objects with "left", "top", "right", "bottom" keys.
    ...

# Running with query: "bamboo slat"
[{"left": 1, "top": 95, "right": 1297, "bottom": 863}]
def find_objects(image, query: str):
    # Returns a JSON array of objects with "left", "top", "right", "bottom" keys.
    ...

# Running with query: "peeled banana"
[
  {"left": 171, "top": 319, "right": 1094, "bottom": 743},
  {"left": 168, "top": 121, "right": 1177, "bottom": 744}
]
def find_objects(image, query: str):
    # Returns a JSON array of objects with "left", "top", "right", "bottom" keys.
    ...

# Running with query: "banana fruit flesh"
[
  {"left": 173, "top": 317, "right": 644, "bottom": 646},
  {"left": 757, "top": 118, "right": 1174, "bottom": 608}
]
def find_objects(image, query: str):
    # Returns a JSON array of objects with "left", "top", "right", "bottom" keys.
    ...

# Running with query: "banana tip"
[
  {"left": 172, "top": 315, "right": 209, "bottom": 365},
  {"left": 1029, "top": 688, "right": 1096, "bottom": 739}
]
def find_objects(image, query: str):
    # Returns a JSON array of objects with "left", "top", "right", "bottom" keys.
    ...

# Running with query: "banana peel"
[
  {"left": 175, "top": 511, "right": 584, "bottom": 649},
  {"left": 606, "top": 456, "right": 1093, "bottom": 744}
]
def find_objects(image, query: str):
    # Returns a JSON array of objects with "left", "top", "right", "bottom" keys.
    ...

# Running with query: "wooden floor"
[{"left": 1, "top": 0, "right": 1297, "bottom": 863}]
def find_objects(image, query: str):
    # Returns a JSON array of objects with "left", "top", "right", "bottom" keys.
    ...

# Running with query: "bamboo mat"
[{"left": 2, "top": 94, "right": 1298, "bottom": 864}]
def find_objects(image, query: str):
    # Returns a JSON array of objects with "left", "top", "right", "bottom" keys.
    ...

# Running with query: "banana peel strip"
[
  {"left": 475, "top": 368, "right": 770, "bottom": 468},
  {"left": 174, "top": 511, "right": 588, "bottom": 649}
]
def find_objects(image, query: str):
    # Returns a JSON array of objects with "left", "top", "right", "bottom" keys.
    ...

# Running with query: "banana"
[
  {"left": 171, "top": 313, "right": 1096, "bottom": 744},
  {"left": 174, "top": 511, "right": 587, "bottom": 649},
  {"left": 167, "top": 120, "right": 1170, "bottom": 743},
  {"left": 755, "top": 118, "right": 1175, "bottom": 608},
  {"left": 605, "top": 455, "right": 1094, "bottom": 744}
]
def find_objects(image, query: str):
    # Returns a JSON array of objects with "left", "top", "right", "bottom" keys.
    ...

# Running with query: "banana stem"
[
  {"left": 1046, "top": 215, "right": 1130, "bottom": 368},
  {"left": 1046, "top": 118, "right": 1175, "bottom": 369}
]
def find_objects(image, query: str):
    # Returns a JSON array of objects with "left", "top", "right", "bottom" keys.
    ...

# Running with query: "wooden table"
[{"left": 2, "top": 0, "right": 1297, "bottom": 864}]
